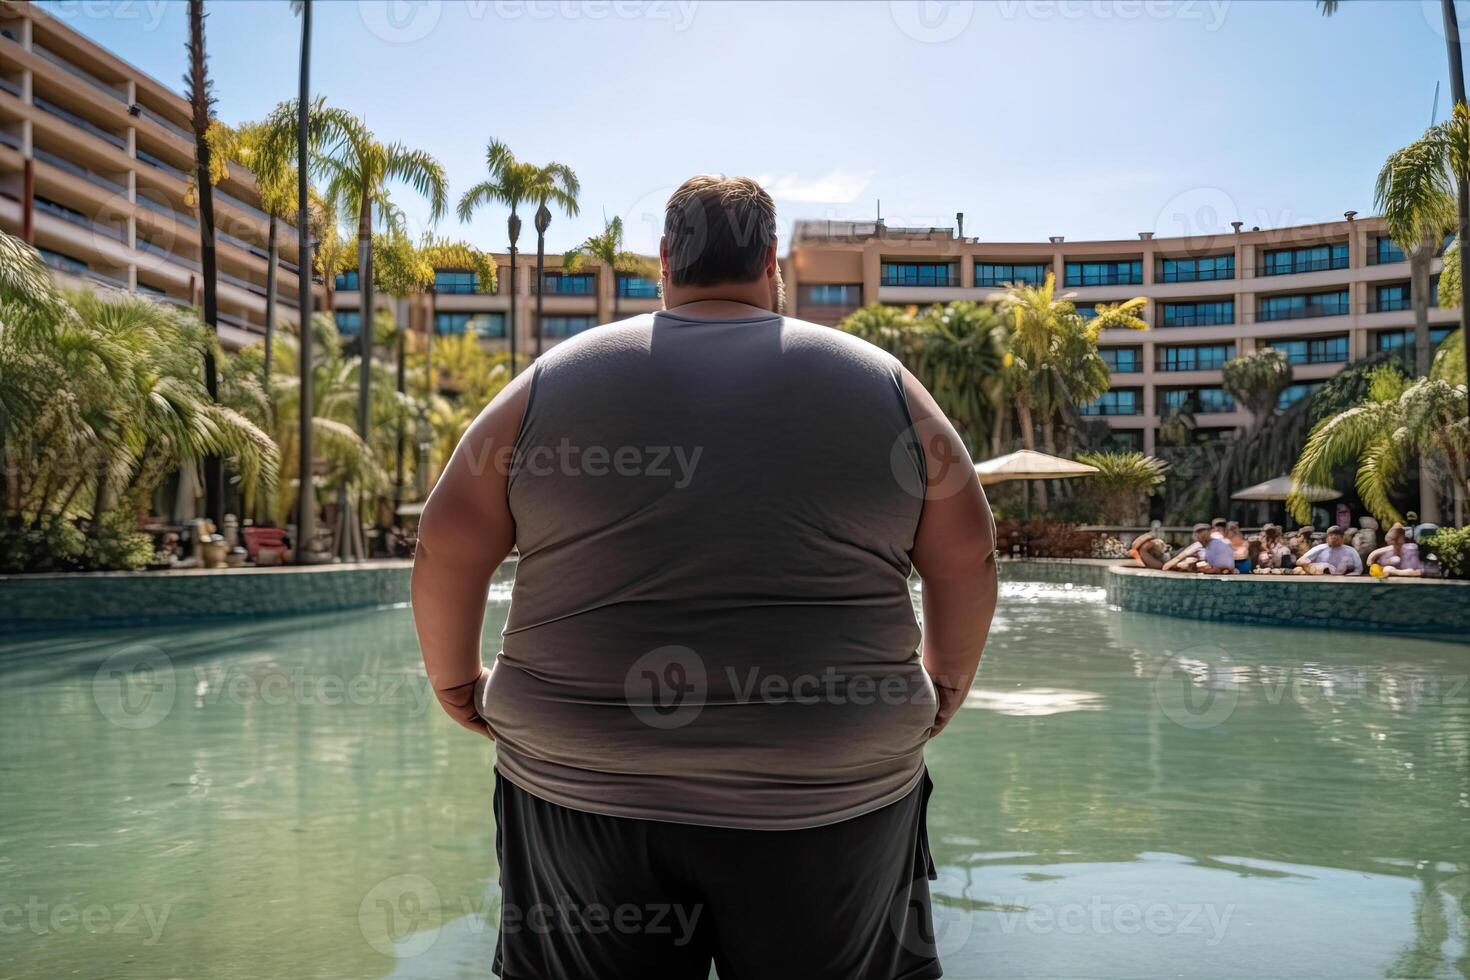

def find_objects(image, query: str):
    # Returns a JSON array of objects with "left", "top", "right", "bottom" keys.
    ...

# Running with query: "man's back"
[{"left": 485, "top": 309, "right": 936, "bottom": 829}]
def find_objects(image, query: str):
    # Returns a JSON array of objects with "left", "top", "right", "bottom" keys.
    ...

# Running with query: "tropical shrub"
[
  {"left": 1425, "top": 525, "right": 1470, "bottom": 578},
  {"left": 1, "top": 232, "right": 279, "bottom": 571},
  {"left": 1073, "top": 451, "right": 1168, "bottom": 524}
]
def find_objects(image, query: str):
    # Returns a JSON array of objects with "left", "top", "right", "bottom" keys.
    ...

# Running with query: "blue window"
[
  {"left": 1257, "top": 290, "right": 1350, "bottom": 322},
  {"left": 1371, "top": 237, "right": 1406, "bottom": 265},
  {"left": 1269, "top": 335, "right": 1349, "bottom": 365},
  {"left": 1073, "top": 301, "right": 1124, "bottom": 320},
  {"left": 1064, "top": 260, "right": 1142, "bottom": 287},
  {"left": 435, "top": 270, "right": 479, "bottom": 294},
  {"left": 881, "top": 262, "right": 955, "bottom": 287},
  {"left": 434, "top": 312, "right": 506, "bottom": 338},
  {"left": 1160, "top": 300, "right": 1234, "bottom": 327},
  {"left": 1261, "top": 243, "right": 1348, "bottom": 276},
  {"left": 617, "top": 275, "right": 660, "bottom": 298},
  {"left": 334, "top": 311, "right": 362, "bottom": 336},
  {"left": 1077, "top": 389, "right": 1140, "bottom": 416},
  {"left": 540, "top": 315, "right": 596, "bottom": 338},
  {"left": 1372, "top": 283, "right": 1411, "bottom": 312},
  {"left": 975, "top": 263, "right": 1048, "bottom": 287},
  {"left": 1157, "top": 344, "right": 1235, "bottom": 372},
  {"left": 335, "top": 270, "right": 359, "bottom": 291},
  {"left": 37, "top": 247, "right": 87, "bottom": 275},
  {"left": 803, "top": 284, "right": 862, "bottom": 305},
  {"left": 540, "top": 273, "right": 595, "bottom": 295},
  {"left": 1157, "top": 255, "right": 1234, "bottom": 283},
  {"left": 1375, "top": 328, "right": 1453, "bottom": 352},
  {"left": 1278, "top": 382, "right": 1325, "bottom": 409},
  {"left": 1099, "top": 347, "right": 1141, "bottom": 372},
  {"left": 1162, "top": 387, "right": 1235, "bottom": 414}
]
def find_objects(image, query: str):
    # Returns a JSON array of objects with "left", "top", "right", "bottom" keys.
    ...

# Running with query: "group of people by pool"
[{"left": 1128, "top": 519, "right": 1426, "bottom": 578}]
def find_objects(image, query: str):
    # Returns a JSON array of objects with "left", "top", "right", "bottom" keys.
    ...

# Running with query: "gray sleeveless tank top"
[{"left": 482, "top": 308, "right": 935, "bottom": 829}]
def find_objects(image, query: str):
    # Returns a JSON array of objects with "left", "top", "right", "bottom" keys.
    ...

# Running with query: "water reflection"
[{"left": 0, "top": 569, "right": 1465, "bottom": 978}]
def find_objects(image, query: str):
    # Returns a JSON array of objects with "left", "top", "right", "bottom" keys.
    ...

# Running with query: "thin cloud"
[{"left": 756, "top": 170, "right": 875, "bottom": 204}]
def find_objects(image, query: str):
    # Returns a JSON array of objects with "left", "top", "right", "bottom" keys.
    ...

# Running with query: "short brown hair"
[{"left": 663, "top": 175, "right": 777, "bottom": 287}]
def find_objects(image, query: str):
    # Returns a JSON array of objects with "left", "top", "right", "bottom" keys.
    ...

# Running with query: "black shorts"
[{"left": 492, "top": 770, "right": 943, "bottom": 980}]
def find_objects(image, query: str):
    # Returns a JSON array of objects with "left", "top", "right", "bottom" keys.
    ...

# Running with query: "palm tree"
[
  {"left": 215, "top": 118, "right": 299, "bottom": 388},
  {"left": 915, "top": 301, "right": 1009, "bottom": 457},
  {"left": 292, "top": 0, "right": 316, "bottom": 562},
  {"left": 527, "top": 163, "right": 580, "bottom": 356},
  {"left": 1, "top": 232, "right": 277, "bottom": 570},
  {"left": 186, "top": 0, "right": 223, "bottom": 526},
  {"left": 1223, "top": 347, "right": 1294, "bottom": 433},
  {"left": 457, "top": 140, "right": 543, "bottom": 375},
  {"left": 1290, "top": 365, "right": 1469, "bottom": 525},
  {"left": 565, "top": 216, "right": 657, "bottom": 322},
  {"left": 1321, "top": 0, "right": 1470, "bottom": 447},
  {"left": 998, "top": 275, "right": 1147, "bottom": 506},
  {"left": 313, "top": 111, "right": 448, "bottom": 438},
  {"left": 1074, "top": 451, "right": 1168, "bottom": 524}
]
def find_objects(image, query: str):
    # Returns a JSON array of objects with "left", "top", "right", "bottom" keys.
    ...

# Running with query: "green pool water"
[{"left": 2, "top": 572, "right": 1467, "bottom": 979}]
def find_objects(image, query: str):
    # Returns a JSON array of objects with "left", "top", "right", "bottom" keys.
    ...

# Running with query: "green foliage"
[
  {"left": 837, "top": 301, "right": 1005, "bottom": 454},
  {"left": 564, "top": 216, "right": 656, "bottom": 286},
  {"left": 1073, "top": 451, "right": 1168, "bottom": 524},
  {"left": 1432, "top": 327, "right": 1465, "bottom": 386},
  {"left": 1222, "top": 348, "right": 1293, "bottom": 427},
  {"left": 0, "top": 230, "right": 278, "bottom": 572},
  {"left": 1427, "top": 525, "right": 1470, "bottom": 579}
]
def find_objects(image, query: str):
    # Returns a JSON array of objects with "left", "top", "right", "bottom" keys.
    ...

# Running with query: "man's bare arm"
[
  {"left": 902, "top": 369, "right": 998, "bottom": 738},
  {"left": 411, "top": 370, "right": 533, "bottom": 737}
]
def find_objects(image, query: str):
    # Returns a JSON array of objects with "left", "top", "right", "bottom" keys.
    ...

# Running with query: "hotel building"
[
  {"left": 783, "top": 217, "right": 1461, "bottom": 453},
  {"left": 2, "top": 0, "right": 1459, "bottom": 458},
  {"left": 0, "top": 0, "right": 316, "bottom": 346}
]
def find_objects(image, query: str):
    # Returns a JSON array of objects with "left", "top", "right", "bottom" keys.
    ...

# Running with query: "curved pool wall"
[
  {"left": 0, "top": 561, "right": 416, "bottom": 632},
  {"left": 2, "top": 557, "right": 1464, "bottom": 634},
  {"left": 1106, "top": 564, "right": 1470, "bottom": 635}
]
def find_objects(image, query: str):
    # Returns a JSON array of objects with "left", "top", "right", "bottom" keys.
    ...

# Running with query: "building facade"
[
  {"left": 329, "top": 255, "right": 663, "bottom": 357},
  {"left": 0, "top": 0, "right": 310, "bottom": 347},
  {"left": 783, "top": 218, "right": 1460, "bottom": 454}
]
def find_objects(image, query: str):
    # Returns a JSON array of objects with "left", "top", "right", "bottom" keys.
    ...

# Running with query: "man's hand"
[{"left": 433, "top": 665, "right": 495, "bottom": 739}]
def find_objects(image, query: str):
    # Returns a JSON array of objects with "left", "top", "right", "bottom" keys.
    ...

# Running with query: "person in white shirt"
[
  {"left": 1367, "top": 523, "right": 1423, "bottom": 577},
  {"left": 1297, "top": 525, "right": 1364, "bottom": 576},
  {"left": 1164, "top": 523, "right": 1236, "bottom": 573}
]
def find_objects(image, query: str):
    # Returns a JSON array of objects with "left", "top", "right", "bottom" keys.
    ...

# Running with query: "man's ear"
[
  {"left": 659, "top": 237, "right": 671, "bottom": 280},
  {"left": 765, "top": 240, "right": 778, "bottom": 277}
]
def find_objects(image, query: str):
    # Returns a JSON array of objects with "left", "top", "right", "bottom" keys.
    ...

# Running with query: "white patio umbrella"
[
  {"left": 974, "top": 449, "right": 1100, "bottom": 486},
  {"left": 1232, "top": 476, "right": 1340, "bottom": 502}
]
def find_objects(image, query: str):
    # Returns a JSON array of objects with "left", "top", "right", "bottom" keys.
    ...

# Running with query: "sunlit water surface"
[{"left": 2, "top": 570, "right": 1467, "bottom": 978}]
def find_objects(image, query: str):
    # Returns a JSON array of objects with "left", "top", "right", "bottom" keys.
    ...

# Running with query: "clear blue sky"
[{"left": 38, "top": 0, "right": 1470, "bottom": 255}]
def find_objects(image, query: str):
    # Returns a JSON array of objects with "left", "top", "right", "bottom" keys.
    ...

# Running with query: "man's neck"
[{"left": 663, "top": 298, "right": 775, "bottom": 319}]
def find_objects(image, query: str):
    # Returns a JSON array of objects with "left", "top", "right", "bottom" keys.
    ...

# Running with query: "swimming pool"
[{"left": 2, "top": 570, "right": 1466, "bottom": 978}]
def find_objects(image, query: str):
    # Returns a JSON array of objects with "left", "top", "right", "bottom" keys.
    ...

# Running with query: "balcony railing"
[
  {"left": 0, "top": 128, "right": 20, "bottom": 149},
  {"left": 1365, "top": 249, "right": 1407, "bottom": 266},
  {"left": 1366, "top": 296, "right": 1411, "bottom": 313},
  {"left": 1159, "top": 310, "right": 1234, "bottom": 327},
  {"left": 1155, "top": 262, "right": 1234, "bottom": 283},
  {"left": 137, "top": 106, "right": 193, "bottom": 143},
  {"left": 537, "top": 275, "right": 595, "bottom": 296},
  {"left": 1257, "top": 255, "right": 1349, "bottom": 276},
  {"left": 137, "top": 238, "right": 201, "bottom": 272},
  {"left": 1255, "top": 299, "right": 1351, "bottom": 322},
  {"left": 137, "top": 148, "right": 189, "bottom": 182},
  {"left": 880, "top": 273, "right": 957, "bottom": 287},
  {"left": 136, "top": 193, "right": 198, "bottom": 230},
  {"left": 33, "top": 94, "right": 126, "bottom": 149},
  {"left": 214, "top": 188, "right": 270, "bottom": 224},
  {"left": 34, "top": 196, "right": 125, "bottom": 242},
  {"left": 33, "top": 147, "right": 126, "bottom": 194},
  {"left": 32, "top": 43, "right": 126, "bottom": 103},
  {"left": 617, "top": 277, "right": 660, "bottom": 298},
  {"left": 1064, "top": 271, "right": 1143, "bottom": 287},
  {"left": 0, "top": 75, "right": 20, "bottom": 97}
]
